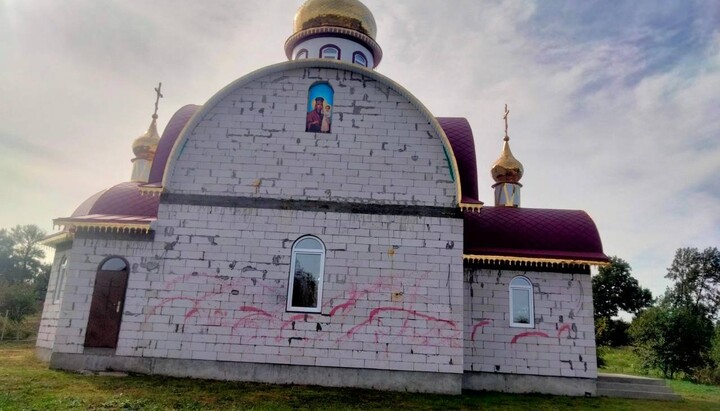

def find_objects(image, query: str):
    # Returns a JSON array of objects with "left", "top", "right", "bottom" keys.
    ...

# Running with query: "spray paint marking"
[
  {"left": 510, "top": 331, "right": 550, "bottom": 344},
  {"left": 470, "top": 320, "right": 492, "bottom": 341}
]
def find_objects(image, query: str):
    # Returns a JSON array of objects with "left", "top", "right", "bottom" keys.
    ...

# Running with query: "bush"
[
  {"left": 691, "top": 366, "right": 720, "bottom": 385},
  {"left": 630, "top": 305, "right": 714, "bottom": 378},
  {"left": 596, "top": 317, "right": 631, "bottom": 347}
]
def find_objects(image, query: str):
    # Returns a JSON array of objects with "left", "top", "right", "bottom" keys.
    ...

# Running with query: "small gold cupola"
[
  {"left": 491, "top": 105, "right": 524, "bottom": 207},
  {"left": 131, "top": 83, "right": 163, "bottom": 183}
]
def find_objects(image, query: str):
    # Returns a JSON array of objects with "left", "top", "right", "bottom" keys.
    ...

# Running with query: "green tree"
[
  {"left": 592, "top": 257, "right": 652, "bottom": 346},
  {"left": 665, "top": 247, "right": 720, "bottom": 319},
  {"left": 6, "top": 225, "right": 47, "bottom": 283},
  {"left": 0, "top": 225, "right": 50, "bottom": 337},
  {"left": 593, "top": 257, "right": 653, "bottom": 320},
  {"left": 630, "top": 304, "right": 714, "bottom": 378},
  {"left": 0, "top": 229, "right": 13, "bottom": 278}
]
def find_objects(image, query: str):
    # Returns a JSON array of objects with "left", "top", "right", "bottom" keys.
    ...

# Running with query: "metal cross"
[
  {"left": 153, "top": 82, "right": 163, "bottom": 118},
  {"left": 503, "top": 104, "right": 510, "bottom": 141}
]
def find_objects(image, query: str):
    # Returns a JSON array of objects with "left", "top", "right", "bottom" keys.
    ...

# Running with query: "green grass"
[
  {"left": 1, "top": 343, "right": 720, "bottom": 410},
  {"left": 597, "top": 345, "right": 663, "bottom": 377}
]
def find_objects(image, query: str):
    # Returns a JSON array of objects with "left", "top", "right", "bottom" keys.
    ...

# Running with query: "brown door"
[{"left": 84, "top": 269, "right": 129, "bottom": 348}]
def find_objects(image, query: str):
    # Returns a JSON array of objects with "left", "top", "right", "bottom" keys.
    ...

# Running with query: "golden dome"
[
  {"left": 132, "top": 115, "right": 161, "bottom": 160},
  {"left": 491, "top": 138, "right": 524, "bottom": 184},
  {"left": 293, "top": 0, "right": 377, "bottom": 39}
]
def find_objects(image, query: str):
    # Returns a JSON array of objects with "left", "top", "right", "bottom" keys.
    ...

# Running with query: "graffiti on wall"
[{"left": 143, "top": 271, "right": 460, "bottom": 350}]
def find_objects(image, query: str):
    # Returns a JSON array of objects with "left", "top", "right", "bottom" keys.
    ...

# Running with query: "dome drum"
[{"left": 286, "top": 0, "right": 382, "bottom": 67}]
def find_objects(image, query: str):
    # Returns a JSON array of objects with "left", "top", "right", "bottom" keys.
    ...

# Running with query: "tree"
[
  {"left": 0, "top": 225, "right": 50, "bottom": 336},
  {"left": 593, "top": 256, "right": 653, "bottom": 320},
  {"left": 630, "top": 304, "right": 713, "bottom": 378},
  {"left": 0, "top": 229, "right": 13, "bottom": 278},
  {"left": 7, "top": 225, "right": 47, "bottom": 283},
  {"left": 664, "top": 247, "right": 720, "bottom": 319}
]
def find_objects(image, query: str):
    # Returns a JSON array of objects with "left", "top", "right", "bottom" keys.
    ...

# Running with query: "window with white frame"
[
  {"left": 319, "top": 45, "right": 340, "bottom": 60},
  {"left": 286, "top": 236, "right": 325, "bottom": 312},
  {"left": 509, "top": 276, "right": 534, "bottom": 327},
  {"left": 352, "top": 51, "right": 368, "bottom": 67},
  {"left": 53, "top": 256, "right": 67, "bottom": 303}
]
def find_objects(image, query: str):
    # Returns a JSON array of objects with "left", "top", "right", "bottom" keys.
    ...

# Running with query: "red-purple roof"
[
  {"left": 464, "top": 206, "right": 608, "bottom": 263},
  {"left": 437, "top": 117, "right": 479, "bottom": 203},
  {"left": 71, "top": 182, "right": 159, "bottom": 218},
  {"left": 148, "top": 104, "right": 201, "bottom": 184}
]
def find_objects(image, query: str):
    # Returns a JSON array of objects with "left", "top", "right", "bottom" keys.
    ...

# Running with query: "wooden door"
[{"left": 84, "top": 269, "right": 129, "bottom": 348}]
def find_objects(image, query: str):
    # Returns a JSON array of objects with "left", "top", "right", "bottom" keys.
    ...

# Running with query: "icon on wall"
[{"left": 306, "top": 82, "right": 333, "bottom": 133}]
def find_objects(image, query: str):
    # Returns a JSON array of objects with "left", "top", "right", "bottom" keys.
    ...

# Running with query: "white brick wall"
[
  {"left": 50, "top": 237, "right": 160, "bottom": 354},
  {"left": 463, "top": 269, "right": 597, "bottom": 379},
  {"left": 126, "top": 205, "right": 466, "bottom": 373},
  {"left": 165, "top": 67, "right": 456, "bottom": 207},
  {"left": 36, "top": 250, "right": 70, "bottom": 350}
]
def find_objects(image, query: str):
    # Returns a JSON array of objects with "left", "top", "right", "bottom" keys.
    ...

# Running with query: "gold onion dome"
[
  {"left": 490, "top": 137, "right": 523, "bottom": 183},
  {"left": 293, "top": 0, "right": 377, "bottom": 39},
  {"left": 132, "top": 114, "right": 160, "bottom": 160},
  {"left": 491, "top": 137, "right": 524, "bottom": 183}
]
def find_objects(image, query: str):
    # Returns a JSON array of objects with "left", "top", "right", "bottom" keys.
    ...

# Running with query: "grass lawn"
[{"left": 2, "top": 343, "right": 720, "bottom": 410}]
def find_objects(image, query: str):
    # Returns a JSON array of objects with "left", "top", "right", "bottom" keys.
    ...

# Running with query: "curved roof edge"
[
  {"left": 161, "top": 59, "right": 463, "bottom": 206},
  {"left": 464, "top": 206, "right": 608, "bottom": 265},
  {"left": 148, "top": 104, "right": 202, "bottom": 184},
  {"left": 437, "top": 117, "right": 479, "bottom": 204},
  {"left": 67, "top": 181, "right": 159, "bottom": 220}
]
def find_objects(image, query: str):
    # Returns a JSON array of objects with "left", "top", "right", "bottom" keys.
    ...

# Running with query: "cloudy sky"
[{"left": 1, "top": 0, "right": 718, "bottom": 299}]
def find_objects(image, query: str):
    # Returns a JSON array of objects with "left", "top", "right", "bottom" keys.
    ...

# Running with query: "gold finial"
[
  {"left": 491, "top": 104, "right": 524, "bottom": 184},
  {"left": 152, "top": 82, "right": 163, "bottom": 119},
  {"left": 503, "top": 104, "right": 510, "bottom": 142},
  {"left": 132, "top": 83, "right": 163, "bottom": 162}
]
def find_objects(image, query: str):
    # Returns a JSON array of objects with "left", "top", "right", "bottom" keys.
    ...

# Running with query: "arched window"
[
  {"left": 53, "top": 256, "right": 67, "bottom": 303},
  {"left": 319, "top": 45, "right": 340, "bottom": 60},
  {"left": 287, "top": 236, "right": 325, "bottom": 313},
  {"left": 352, "top": 51, "right": 368, "bottom": 67},
  {"left": 295, "top": 49, "right": 308, "bottom": 60},
  {"left": 509, "top": 276, "right": 534, "bottom": 327},
  {"left": 306, "top": 82, "right": 334, "bottom": 133}
]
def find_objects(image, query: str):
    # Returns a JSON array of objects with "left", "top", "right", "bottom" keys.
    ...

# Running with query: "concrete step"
[
  {"left": 596, "top": 373, "right": 681, "bottom": 401},
  {"left": 598, "top": 373, "right": 666, "bottom": 385}
]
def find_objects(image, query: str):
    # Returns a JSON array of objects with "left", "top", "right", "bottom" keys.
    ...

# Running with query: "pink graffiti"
[
  {"left": 470, "top": 320, "right": 492, "bottom": 341},
  {"left": 239, "top": 306, "right": 273, "bottom": 318},
  {"left": 557, "top": 323, "right": 571, "bottom": 337},
  {"left": 510, "top": 331, "right": 550, "bottom": 344},
  {"left": 343, "top": 307, "right": 456, "bottom": 340},
  {"left": 280, "top": 314, "right": 312, "bottom": 331}
]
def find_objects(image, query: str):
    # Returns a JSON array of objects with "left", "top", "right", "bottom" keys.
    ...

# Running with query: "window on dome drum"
[
  {"left": 509, "top": 276, "right": 534, "bottom": 327},
  {"left": 287, "top": 236, "right": 325, "bottom": 313},
  {"left": 306, "top": 82, "right": 334, "bottom": 133},
  {"left": 53, "top": 256, "right": 67, "bottom": 303},
  {"left": 319, "top": 45, "right": 340, "bottom": 60},
  {"left": 295, "top": 49, "right": 308, "bottom": 59},
  {"left": 352, "top": 52, "right": 368, "bottom": 67}
]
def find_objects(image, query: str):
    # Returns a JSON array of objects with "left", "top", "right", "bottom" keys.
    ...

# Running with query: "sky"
[{"left": 1, "top": 0, "right": 718, "bottom": 301}]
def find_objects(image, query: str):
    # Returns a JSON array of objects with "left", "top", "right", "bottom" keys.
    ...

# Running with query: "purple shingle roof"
[
  {"left": 71, "top": 182, "right": 159, "bottom": 218},
  {"left": 464, "top": 206, "right": 608, "bottom": 263},
  {"left": 148, "top": 104, "right": 201, "bottom": 184},
  {"left": 437, "top": 117, "right": 480, "bottom": 203}
]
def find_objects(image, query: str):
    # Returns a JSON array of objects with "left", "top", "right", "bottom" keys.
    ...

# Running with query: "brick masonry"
[
  {"left": 40, "top": 63, "right": 466, "bottom": 380},
  {"left": 164, "top": 66, "right": 457, "bottom": 207},
  {"left": 36, "top": 62, "right": 598, "bottom": 394},
  {"left": 463, "top": 268, "right": 597, "bottom": 380}
]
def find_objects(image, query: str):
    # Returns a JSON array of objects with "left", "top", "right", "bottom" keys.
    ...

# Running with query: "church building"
[{"left": 37, "top": 0, "right": 608, "bottom": 396}]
